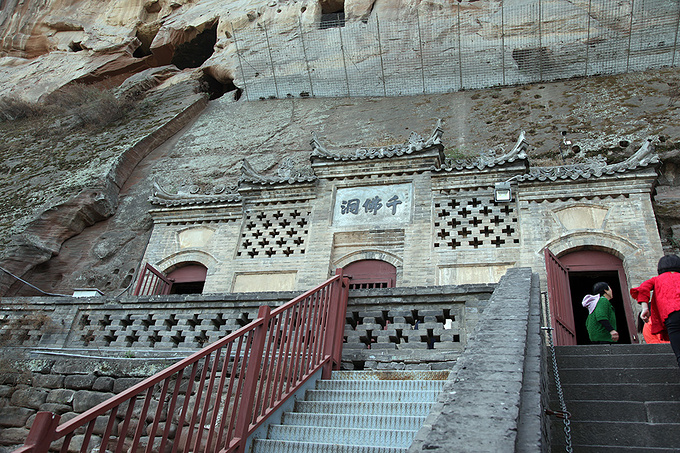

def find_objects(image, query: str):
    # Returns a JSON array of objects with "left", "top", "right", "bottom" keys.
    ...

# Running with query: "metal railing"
[
  {"left": 14, "top": 270, "right": 349, "bottom": 453},
  {"left": 133, "top": 262, "right": 173, "bottom": 296},
  {"left": 232, "top": 0, "right": 680, "bottom": 100}
]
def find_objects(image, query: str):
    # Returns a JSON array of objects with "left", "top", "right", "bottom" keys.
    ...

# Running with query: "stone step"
[
  {"left": 330, "top": 370, "right": 449, "bottom": 380},
  {"left": 560, "top": 382, "right": 680, "bottom": 401},
  {"left": 280, "top": 412, "right": 427, "bottom": 431},
  {"left": 557, "top": 367, "right": 677, "bottom": 384},
  {"left": 251, "top": 439, "right": 407, "bottom": 453},
  {"left": 547, "top": 400, "right": 680, "bottom": 423},
  {"left": 555, "top": 344, "right": 674, "bottom": 356},
  {"left": 556, "top": 352, "right": 677, "bottom": 369},
  {"left": 551, "top": 440, "right": 680, "bottom": 453},
  {"left": 315, "top": 379, "right": 445, "bottom": 392},
  {"left": 293, "top": 400, "right": 436, "bottom": 417},
  {"left": 266, "top": 425, "right": 417, "bottom": 448},
  {"left": 552, "top": 421, "right": 680, "bottom": 449},
  {"left": 304, "top": 389, "right": 441, "bottom": 403}
]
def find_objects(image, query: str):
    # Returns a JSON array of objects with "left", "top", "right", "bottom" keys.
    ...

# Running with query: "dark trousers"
[{"left": 665, "top": 310, "right": 680, "bottom": 369}]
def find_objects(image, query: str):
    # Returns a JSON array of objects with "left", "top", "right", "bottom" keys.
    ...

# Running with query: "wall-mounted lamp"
[{"left": 494, "top": 181, "right": 513, "bottom": 202}]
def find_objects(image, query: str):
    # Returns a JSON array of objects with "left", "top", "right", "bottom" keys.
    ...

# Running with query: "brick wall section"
[{"left": 408, "top": 267, "right": 545, "bottom": 452}]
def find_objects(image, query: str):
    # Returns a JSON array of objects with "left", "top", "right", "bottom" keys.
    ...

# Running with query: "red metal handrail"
[
  {"left": 15, "top": 270, "right": 349, "bottom": 453},
  {"left": 133, "top": 262, "right": 173, "bottom": 296}
]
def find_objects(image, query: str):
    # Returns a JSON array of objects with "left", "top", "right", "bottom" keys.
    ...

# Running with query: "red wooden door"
[
  {"left": 544, "top": 248, "right": 577, "bottom": 345},
  {"left": 343, "top": 260, "right": 396, "bottom": 290},
  {"left": 560, "top": 250, "right": 637, "bottom": 344}
]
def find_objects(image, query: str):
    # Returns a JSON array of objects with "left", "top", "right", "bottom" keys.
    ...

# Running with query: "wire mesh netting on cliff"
[{"left": 231, "top": 0, "right": 680, "bottom": 100}]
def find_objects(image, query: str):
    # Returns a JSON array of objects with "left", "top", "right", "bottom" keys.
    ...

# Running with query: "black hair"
[
  {"left": 657, "top": 254, "right": 680, "bottom": 275},
  {"left": 592, "top": 281, "right": 610, "bottom": 296}
]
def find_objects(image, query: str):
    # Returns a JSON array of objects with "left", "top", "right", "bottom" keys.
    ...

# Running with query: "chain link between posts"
[{"left": 542, "top": 292, "right": 573, "bottom": 453}]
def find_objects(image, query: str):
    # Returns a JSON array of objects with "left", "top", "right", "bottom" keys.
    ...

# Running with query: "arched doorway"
[
  {"left": 545, "top": 249, "right": 637, "bottom": 345},
  {"left": 167, "top": 262, "right": 207, "bottom": 294},
  {"left": 343, "top": 260, "right": 396, "bottom": 290}
]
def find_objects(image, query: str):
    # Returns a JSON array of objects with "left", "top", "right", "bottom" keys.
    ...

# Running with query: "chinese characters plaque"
[{"left": 333, "top": 184, "right": 412, "bottom": 226}]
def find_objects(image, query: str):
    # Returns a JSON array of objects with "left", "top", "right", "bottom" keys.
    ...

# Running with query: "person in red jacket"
[{"left": 630, "top": 254, "right": 680, "bottom": 369}]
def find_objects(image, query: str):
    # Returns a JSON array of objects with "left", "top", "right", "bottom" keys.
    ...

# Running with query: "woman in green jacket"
[{"left": 583, "top": 282, "right": 619, "bottom": 343}]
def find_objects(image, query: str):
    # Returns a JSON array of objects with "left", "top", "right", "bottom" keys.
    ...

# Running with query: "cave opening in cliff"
[
  {"left": 319, "top": 0, "right": 345, "bottom": 29},
  {"left": 199, "top": 71, "right": 241, "bottom": 100},
  {"left": 171, "top": 23, "right": 218, "bottom": 70}
]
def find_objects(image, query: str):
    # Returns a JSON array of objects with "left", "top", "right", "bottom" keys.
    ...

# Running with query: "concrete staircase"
[
  {"left": 550, "top": 344, "right": 680, "bottom": 452},
  {"left": 250, "top": 370, "right": 448, "bottom": 453}
]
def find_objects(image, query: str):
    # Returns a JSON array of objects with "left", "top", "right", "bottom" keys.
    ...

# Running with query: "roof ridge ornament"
[
  {"left": 518, "top": 139, "right": 658, "bottom": 182},
  {"left": 605, "top": 139, "right": 658, "bottom": 173}
]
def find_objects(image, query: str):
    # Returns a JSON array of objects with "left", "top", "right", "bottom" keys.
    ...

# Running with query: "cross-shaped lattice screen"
[
  {"left": 237, "top": 207, "right": 311, "bottom": 258},
  {"left": 433, "top": 190, "right": 519, "bottom": 250}
]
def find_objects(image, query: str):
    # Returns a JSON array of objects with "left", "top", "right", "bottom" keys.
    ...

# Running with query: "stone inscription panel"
[{"left": 333, "top": 183, "right": 412, "bottom": 227}]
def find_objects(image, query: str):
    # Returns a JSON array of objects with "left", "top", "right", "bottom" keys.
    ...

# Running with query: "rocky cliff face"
[{"left": 1, "top": 0, "right": 680, "bottom": 296}]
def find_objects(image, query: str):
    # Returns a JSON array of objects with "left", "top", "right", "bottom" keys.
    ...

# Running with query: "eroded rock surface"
[{"left": 2, "top": 0, "right": 680, "bottom": 296}]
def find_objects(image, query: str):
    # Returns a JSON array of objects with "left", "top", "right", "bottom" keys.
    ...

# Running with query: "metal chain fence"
[{"left": 232, "top": 0, "right": 680, "bottom": 100}]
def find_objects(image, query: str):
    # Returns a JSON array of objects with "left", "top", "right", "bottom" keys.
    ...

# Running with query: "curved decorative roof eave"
[
  {"left": 516, "top": 139, "right": 659, "bottom": 183},
  {"left": 310, "top": 119, "right": 444, "bottom": 162},
  {"left": 149, "top": 180, "right": 242, "bottom": 207},
  {"left": 238, "top": 159, "right": 317, "bottom": 186},
  {"left": 436, "top": 130, "right": 530, "bottom": 173}
]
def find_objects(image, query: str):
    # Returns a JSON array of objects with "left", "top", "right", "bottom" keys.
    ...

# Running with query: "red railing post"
[
  {"left": 233, "top": 305, "right": 270, "bottom": 453},
  {"left": 14, "top": 412, "right": 60, "bottom": 453},
  {"left": 332, "top": 270, "right": 350, "bottom": 368},
  {"left": 322, "top": 269, "right": 349, "bottom": 379}
]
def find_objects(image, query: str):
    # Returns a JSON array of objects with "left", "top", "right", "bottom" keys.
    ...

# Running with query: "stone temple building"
[{"left": 141, "top": 121, "right": 661, "bottom": 346}]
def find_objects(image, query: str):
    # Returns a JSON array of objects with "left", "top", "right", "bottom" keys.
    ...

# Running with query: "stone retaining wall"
[
  {"left": 0, "top": 357, "right": 178, "bottom": 452},
  {"left": 0, "top": 283, "right": 494, "bottom": 451}
]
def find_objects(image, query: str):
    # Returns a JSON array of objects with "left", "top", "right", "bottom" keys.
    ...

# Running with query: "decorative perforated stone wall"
[
  {"left": 341, "top": 284, "right": 494, "bottom": 370},
  {"left": 74, "top": 310, "right": 254, "bottom": 349},
  {"left": 433, "top": 189, "right": 520, "bottom": 250},
  {"left": 0, "top": 284, "right": 494, "bottom": 372},
  {"left": 237, "top": 206, "right": 312, "bottom": 258}
]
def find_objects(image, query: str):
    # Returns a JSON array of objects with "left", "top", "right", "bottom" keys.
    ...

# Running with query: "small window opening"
[{"left": 319, "top": 0, "right": 345, "bottom": 29}]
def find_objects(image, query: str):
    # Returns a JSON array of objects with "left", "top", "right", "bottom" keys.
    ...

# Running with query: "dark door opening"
[
  {"left": 343, "top": 260, "right": 396, "bottom": 290},
  {"left": 167, "top": 263, "right": 207, "bottom": 295},
  {"left": 568, "top": 270, "right": 631, "bottom": 345}
]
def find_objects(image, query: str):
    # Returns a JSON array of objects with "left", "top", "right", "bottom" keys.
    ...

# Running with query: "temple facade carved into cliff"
[{"left": 142, "top": 122, "right": 662, "bottom": 345}]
